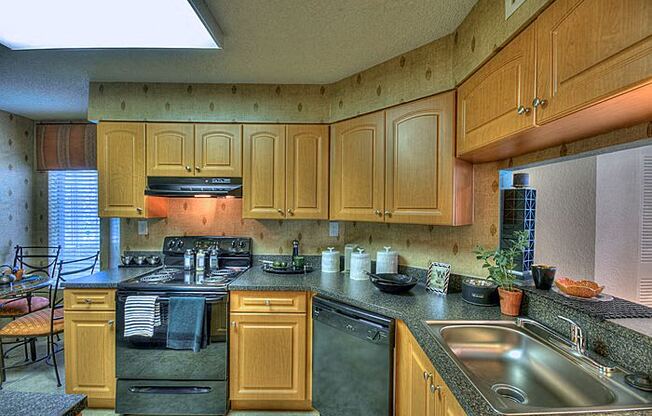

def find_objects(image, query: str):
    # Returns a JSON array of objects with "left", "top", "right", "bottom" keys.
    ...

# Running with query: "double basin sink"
[{"left": 426, "top": 319, "right": 652, "bottom": 415}]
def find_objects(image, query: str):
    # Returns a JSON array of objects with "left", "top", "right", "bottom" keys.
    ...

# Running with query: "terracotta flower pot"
[{"left": 498, "top": 287, "right": 523, "bottom": 316}]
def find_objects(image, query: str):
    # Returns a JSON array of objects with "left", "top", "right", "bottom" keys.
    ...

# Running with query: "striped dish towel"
[{"left": 124, "top": 296, "right": 161, "bottom": 337}]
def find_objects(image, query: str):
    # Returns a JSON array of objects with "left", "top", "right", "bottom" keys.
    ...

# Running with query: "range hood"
[{"left": 145, "top": 177, "right": 242, "bottom": 198}]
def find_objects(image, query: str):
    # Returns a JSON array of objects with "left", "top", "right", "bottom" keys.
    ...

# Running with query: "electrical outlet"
[
  {"left": 329, "top": 221, "right": 339, "bottom": 237},
  {"left": 138, "top": 220, "right": 148, "bottom": 236}
]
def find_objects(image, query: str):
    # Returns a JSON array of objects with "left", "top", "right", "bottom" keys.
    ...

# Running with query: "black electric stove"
[
  {"left": 118, "top": 236, "right": 252, "bottom": 293},
  {"left": 115, "top": 236, "right": 252, "bottom": 416}
]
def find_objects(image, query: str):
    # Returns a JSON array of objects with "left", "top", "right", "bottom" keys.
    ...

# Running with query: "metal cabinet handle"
[
  {"left": 107, "top": 320, "right": 114, "bottom": 327},
  {"left": 374, "top": 209, "right": 382, "bottom": 216},
  {"left": 384, "top": 210, "right": 392, "bottom": 217},
  {"left": 287, "top": 208, "right": 294, "bottom": 215},
  {"left": 431, "top": 384, "right": 441, "bottom": 394},
  {"left": 532, "top": 97, "right": 547, "bottom": 108},
  {"left": 136, "top": 207, "right": 143, "bottom": 214},
  {"left": 276, "top": 208, "right": 284, "bottom": 215},
  {"left": 185, "top": 165, "right": 192, "bottom": 172},
  {"left": 423, "top": 371, "right": 429, "bottom": 381},
  {"left": 195, "top": 166, "right": 201, "bottom": 172},
  {"left": 264, "top": 299, "right": 271, "bottom": 306},
  {"left": 231, "top": 321, "right": 237, "bottom": 329},
  {"left": 517, "top": 105, "right": 531, "bottom": 115},
  {"left": 83, "top": 298, "right": 93, "bottom": 304}
]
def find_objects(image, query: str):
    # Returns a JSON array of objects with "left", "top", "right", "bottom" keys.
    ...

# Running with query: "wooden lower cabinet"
[
  {"left": 229, "top": 291, "right": 311, "bottom": 410},
  {"left": 396, "top": 321, "right": 466, "bottom": 416},
  {"left": 64, "top": 308, "right": 116, "bottom": 408}
]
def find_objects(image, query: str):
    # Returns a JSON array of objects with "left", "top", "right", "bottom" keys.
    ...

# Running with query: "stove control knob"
[
  {"left": 238, "top": 240, "right": 247, "bottom": 250},
  {"left": 167, "top": 240, "right": 174, "bottom": 249},
  {"left": 176, "top": 240, "right": 184, "bottom": 250}
]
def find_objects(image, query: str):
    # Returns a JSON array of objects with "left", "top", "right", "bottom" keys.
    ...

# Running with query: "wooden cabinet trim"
[
  {"left": 230, "top": 291, "right": 307, "bottom": 313},
  {"left": 64, "top": 289, "right": 116, "bottom": 311}
]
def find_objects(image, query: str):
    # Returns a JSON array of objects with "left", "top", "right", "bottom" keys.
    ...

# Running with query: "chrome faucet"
[{"left": 558, "top": 315, "right": 586, "bottom": 354}]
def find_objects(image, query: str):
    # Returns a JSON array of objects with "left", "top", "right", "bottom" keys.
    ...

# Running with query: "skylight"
[{"left": 0, "top": 0, "right": 221, "bottom": 50}]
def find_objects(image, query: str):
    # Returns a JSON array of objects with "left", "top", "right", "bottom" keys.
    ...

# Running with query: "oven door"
[{"left": 116, "top": 291, "right": 228, "bottom": 381}]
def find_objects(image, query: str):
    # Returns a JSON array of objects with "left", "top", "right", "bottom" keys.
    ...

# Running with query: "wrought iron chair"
[
  {"left": 0, "top": 246, "right": 61, "bottom": 362},
  {"left": 0, "top": 251, "right": 99, "bottom": 388}
]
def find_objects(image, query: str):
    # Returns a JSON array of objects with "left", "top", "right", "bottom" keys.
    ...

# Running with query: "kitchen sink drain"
[{"left": 492, "top": 384, "right": 528, "bottom": 405}]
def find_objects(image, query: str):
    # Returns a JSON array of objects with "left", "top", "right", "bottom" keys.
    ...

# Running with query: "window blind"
[{"left": 48, "top": 170, "right": 100, "bottom": 274}]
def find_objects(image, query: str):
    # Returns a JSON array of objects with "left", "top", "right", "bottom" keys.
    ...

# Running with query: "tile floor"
[{"left": 1, "top": 338, "right": 318, "bottom": 416}]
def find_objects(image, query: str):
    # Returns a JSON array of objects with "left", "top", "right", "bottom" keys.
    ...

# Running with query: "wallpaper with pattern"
[
  {"left": 121, "top": 162, "right": 500, "bottom": 277},
  {"left": 0, "top": 110, "right": 47, "bottom": 265}
]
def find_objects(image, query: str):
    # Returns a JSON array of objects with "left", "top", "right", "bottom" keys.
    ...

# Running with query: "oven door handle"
[
  {"left": 117, "top": 295, "right": 226, "bottom": 304},
  {"left": 128, "top": 386, "right": 213, "bottom": 394}
]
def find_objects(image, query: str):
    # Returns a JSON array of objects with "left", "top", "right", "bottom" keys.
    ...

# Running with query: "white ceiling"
[{"left": 0, "top": 0, "right": 477, "bottom": 120}]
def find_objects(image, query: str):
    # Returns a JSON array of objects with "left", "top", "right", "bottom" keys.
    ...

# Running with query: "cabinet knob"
[
  {"left": 423, "top": 371, "right": 430, "bottom": 381},
  {"left": 277, "top": 208, "right": 284, "bottom": 215},
  {"left": 185, "top": 165, "right": 192, "bottom": 172},
  {"left": 517, "top": 105, "right": 531, "bottom": 115},
  {"left": 532, "top": 97, "right": 548, "bottom": 108},
  {"left": 287, "top": 208, "right": 294, "bottom": 215},
  {"left": 384, "top": 210, "right": 392, "bottom": 217},
  {"left": 107, "top": 319, "right": 114, "bottom": 327},
  {"left": 231, "top": 321, "right": 237, "bottom": 329},
  {"left": 264, "top": 299, "right": 271, "bottom": 306},
  {"left": 136, "top": 207, "right": 143, "bottom": 214},
  {"left": 195, "top": 166, "right": 201, "bottom": 172},
  {"left": 83, "top": 298, "right": 92, "bottom": 304},
  {"left": 430, "top": 383, "right": 441, "bottom": 394},
  {"left": 374, "top": 209, "right": 382, "bottom": 216}
]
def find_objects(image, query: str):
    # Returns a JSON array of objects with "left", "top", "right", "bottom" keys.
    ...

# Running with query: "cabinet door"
[
  {"left": 441, "top": 381, "right": 467, "bottom": 416},
  {"left": 286, "top": 125, "right": 329, "bottom": 220},
  {"left": 64, "top": 310, "right": 116, "bottom": 407},
  {"left": 396, "top": 321, "right": 436, "bottom": 416},
  {"left": 385, "top": 93, "right": 457, "bottom": 225},
  {"left": 330, "top": 112, "right": 385, "bottom": 222},
  {"left": 229, "top": 313, "right": 307, "bottom": 401},
  {"left": 242, "top": 125, "right": 286, "bottom": 219},
  {"left": 194, "top": 124, "right": 242, "bottom": 177},
  {"left": 457, "top": 25, "right": 536, "bottom": 156},
  {"left": 97, "top": 122, "right": 146, "bottom": 218},
  {"left": 536, "top": 0, "right": 652, "bottom": 124},
  {"left": 146, "top": 123, "right": 194, "bottom": 176}
]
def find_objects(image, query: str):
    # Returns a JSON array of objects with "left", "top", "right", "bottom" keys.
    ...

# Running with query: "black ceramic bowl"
[{"left": 367, "top": 272, "right": 418, "bottom": 294}]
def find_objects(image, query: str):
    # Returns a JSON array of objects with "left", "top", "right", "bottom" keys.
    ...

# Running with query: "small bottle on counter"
[
  {"left": 196, "top": 249, "right": 206, "bottom": 273},
  {"left": 184, "top": 249, "right": 194, "bottom": 270},
  {"left": 209, "top": 248, "right": 219, "bottom": 271}
]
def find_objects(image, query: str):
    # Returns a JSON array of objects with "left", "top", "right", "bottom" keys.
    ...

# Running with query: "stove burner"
[{"left": 139, "top": 269, "right": 177, "bottom": 283}]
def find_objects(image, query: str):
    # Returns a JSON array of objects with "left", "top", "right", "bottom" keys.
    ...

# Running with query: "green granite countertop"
[
  {"left": 231, "top": 267, "right": 652, "bottom": 416},
  {"left": 62, "top": 266, "right": 160, "bottom": 288},
  {"left": 0, "top": 390, "right": 87, "bottom": 416}
]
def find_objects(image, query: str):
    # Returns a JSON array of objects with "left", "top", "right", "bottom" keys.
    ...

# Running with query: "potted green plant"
[{"left": 473, "top": 231, "right": 530, "bottom": 316}]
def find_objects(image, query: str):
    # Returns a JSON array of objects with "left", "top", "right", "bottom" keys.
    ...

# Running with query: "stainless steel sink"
[{"left": 426, "top": 319, "right": 652, "bottom": 415}]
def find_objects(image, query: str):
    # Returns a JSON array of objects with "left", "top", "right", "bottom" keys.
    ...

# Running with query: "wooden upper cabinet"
[
  {"left": 330, "top": 112, "right": 385, "bottom": 222},
  {"left": 286, "top": 125, "right": 329, "bottom": 220},
  {"left": 457, "top": 25, "right": 536, "bottom": 157},
  {"left": 536, "top": 0, "right": 652, "bottom": 124},
  {"left": 194, "top": 124, "right": 242, "bottom": 177},
  {"left": 229, "top": 313, "right": 307, "bottom": 402},
  {"left": 146, "top": 123, "right": 194, "bottom": 176},
  {"left": 98, "top": 122, "right": 146, "bottom": 218},
  {"left": 386, "top": 93, "right": 469, "bottom": 225},
  {"left": 243, "top": 125, "right": 286, "bottom": 219}
]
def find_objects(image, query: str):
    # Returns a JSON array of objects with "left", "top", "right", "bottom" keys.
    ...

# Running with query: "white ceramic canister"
[
  {"left": 321, "top": 247, "right": 340, "bottom": 273},
  {"left": 376, "top": 246, "right": 398, "bottom": 274},
  {"left": 344, "top": 244, "right": 358, "bottom": 271},
  {"left": 350, "top": 248, "right": 371, "bottom": 280}
]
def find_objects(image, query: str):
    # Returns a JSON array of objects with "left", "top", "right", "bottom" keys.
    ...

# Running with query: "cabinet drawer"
[
  {"left": 64, "top": 289, "right": 116, "bottom": 311},
  {"left": 230, "top": 291, "right": 307, "bottom": 313}
]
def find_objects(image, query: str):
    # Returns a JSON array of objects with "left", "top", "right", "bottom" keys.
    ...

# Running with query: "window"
[{"left": 48, "top": 170, "right": 100, "bottom": 273}]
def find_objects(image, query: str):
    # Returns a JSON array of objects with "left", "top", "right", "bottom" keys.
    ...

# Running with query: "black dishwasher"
[{"left": 312, "top": 296, "right": 395, "bottom": 416}]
